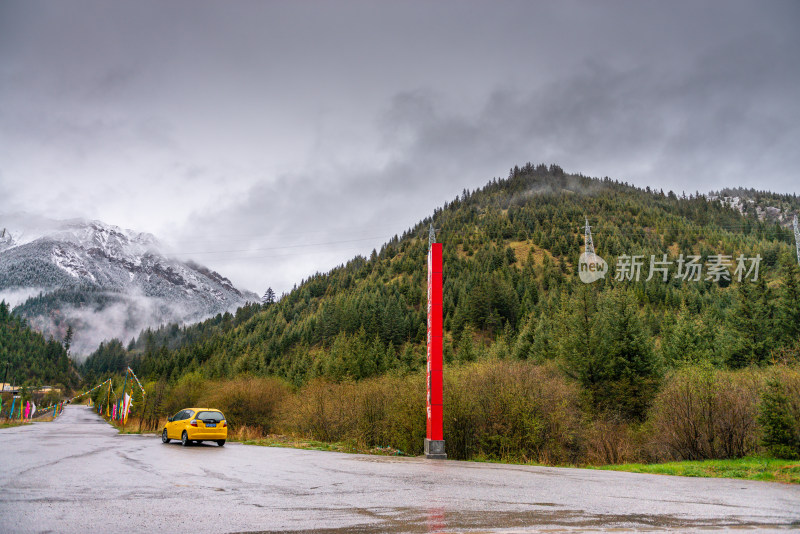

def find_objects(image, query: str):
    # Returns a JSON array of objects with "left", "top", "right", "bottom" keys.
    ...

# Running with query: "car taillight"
[
  {"left": 190, "top": 419, "right": 197, "bottom": 427},
  {"left": 222, "top": 421, "right": 227, "bottom": 428}
]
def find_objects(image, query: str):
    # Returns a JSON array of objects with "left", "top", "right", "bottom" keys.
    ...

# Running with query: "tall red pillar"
[{"left": 425, "top": 242, "right": 446, "bottom": 459}]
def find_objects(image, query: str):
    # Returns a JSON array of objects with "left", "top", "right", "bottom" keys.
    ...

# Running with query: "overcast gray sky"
[{"left": 1, "top": 1, "right": 798, "bottom": 295}]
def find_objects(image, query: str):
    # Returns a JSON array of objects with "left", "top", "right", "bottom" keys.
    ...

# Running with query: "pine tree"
[
  {"left": 593, "top": 290, "right": 659, "bottom": 421},
  {"left": 63, "top": 326, "right": 73, "bottom": 354},
  {"left": 456, "top": 327, "right": 476, "bottom": 363},
  {"left": 262, "top": 287, "right": 276, "bottom": 305},
  {"left": 661, "top": 303, "right": 706, "bottom": 366},
  {"left": 559, "top": 286, "right": 599, "bottom": 381},
  {"left": 778, "top": 261, "right": 800, "bottom": 346},
  {"left": 759, "top": 379, "right": 800, "bottom": 459},
  {"left": 727, "top": 277, "right": 774, "bottom": 368}
]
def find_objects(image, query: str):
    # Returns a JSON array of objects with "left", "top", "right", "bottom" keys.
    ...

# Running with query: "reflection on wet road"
[{"left": 1, "top": 406, "right": 798, "bottom": 533}]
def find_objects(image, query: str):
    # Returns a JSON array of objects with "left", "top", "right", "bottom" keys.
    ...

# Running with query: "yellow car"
[{"left": 161, "top": 408, "right": 227, "bottom": 447}]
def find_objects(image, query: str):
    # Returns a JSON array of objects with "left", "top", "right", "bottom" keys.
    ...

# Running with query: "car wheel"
[
  {"left": 217, "top": 440, "right": 225, "bottom": 447},
  {"left": 181, "top": 431, "right": 190, "bottom": 447},
  {"left": 162, "top": 429, "right": 170, "bottom": 444}
]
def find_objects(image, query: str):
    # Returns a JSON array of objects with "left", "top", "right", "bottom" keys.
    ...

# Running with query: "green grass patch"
[{"left": 592, "top": 457, "right": 800, "bottom": 484}]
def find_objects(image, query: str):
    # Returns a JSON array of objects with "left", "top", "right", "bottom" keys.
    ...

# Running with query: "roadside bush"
[
  {"left": 584, "top": 416, "right": 644, "bottom": 465},
  {"left": 349, "top": 373, "right": 426, "bottom": 455},
  {"left": 163, "top": 371, "right": 208, "bottom": 416},
  {"left": 758, "top": 367, "right": 800, "bottom": 459},
  {"left": 206, "top": 377, "right": 291, "bottom": 433},
  {"left": 648, "top": 365, "right": 763, "bottom": 461},
  {"left": 279, "top": 373, "right": 426, "bottom": 455},
  {"left": 444, "top": 360, "right": 584, "bottom": 463},
  {"left": 280, "top": 379, "right": 359, "bottom": 443}
]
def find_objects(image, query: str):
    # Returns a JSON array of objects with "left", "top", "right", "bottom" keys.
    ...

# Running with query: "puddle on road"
[{"left": 233, "top": 507, "right": 797, "bottom": 533}]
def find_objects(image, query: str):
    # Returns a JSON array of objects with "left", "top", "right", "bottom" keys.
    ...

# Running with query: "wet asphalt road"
[{"left": 0, "top": 406, "right": 799, "bottom": 533}]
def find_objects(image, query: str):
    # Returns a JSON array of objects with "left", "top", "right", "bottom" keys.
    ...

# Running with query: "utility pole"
[
  {"left": 121, "top": 369, "right": 128, "bottom": 427},
  {"left": 2, "top": 361, "right": 8, "bottom": 393},
  {"left": 1, "top": 361, "right": 8, "bottom": 418}
]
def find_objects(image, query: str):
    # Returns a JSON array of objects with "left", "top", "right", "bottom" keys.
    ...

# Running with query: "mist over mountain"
[{"left": 0, "top": 216, "right": 258, "bottom": 357}]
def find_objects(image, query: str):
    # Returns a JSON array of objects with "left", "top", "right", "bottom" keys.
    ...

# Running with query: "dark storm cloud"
[{"left": 1, "top": 0, "right": 798, "bottom": 294}]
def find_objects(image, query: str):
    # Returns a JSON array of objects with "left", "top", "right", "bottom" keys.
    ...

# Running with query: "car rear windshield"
[{"left": 197, "top": 411, "right": 224, "bottom": 422}]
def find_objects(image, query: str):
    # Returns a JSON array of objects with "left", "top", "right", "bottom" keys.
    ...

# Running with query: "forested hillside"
[
  {"left": 0, "top": 300, "right": 78, "bottom": 388},
  {"left": 83, "top": 164, "right": 800, "bottom": 400}
]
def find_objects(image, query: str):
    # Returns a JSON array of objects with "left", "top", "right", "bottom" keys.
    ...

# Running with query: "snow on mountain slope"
[{"left": 0, "top": 217, "right": 259, "bottom": 356}]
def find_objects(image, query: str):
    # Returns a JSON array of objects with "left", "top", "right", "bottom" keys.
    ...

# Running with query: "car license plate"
[{"left": 206, "top": 423, "right": 216, "bottom": 428}]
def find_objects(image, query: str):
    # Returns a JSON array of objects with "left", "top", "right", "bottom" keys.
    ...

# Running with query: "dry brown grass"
[{"left": 229, "top": 424, "right": 265, "bottom": 441}]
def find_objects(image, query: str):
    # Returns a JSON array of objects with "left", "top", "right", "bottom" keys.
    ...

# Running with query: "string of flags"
[
  {"left": 34, "top": 401, "right": 65, "bottom": 419},
  {"left": 127, "top": 367, "right": 146, "bottom": 398},
  {"left": 96, "top": 369, "right": 146, "bottom": 424},
  {"left": 1, "top": 397, "right": 64, "bottom": 421},
  {"left": 4, "top": 369, "right": 147, "bottom": 425},
  {"left": 68, "top": 378, "right": 113, "bottom": 404},
  {"left": 1, "top": 378, "right": 111, "bottom": 421}
]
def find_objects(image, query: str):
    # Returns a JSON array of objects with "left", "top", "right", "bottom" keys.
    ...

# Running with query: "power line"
[
  {"left": 165, "top": 220, "right": 419, "bottom": 244},
  {"left": 167, "top": 235, "right": 394, "bottom": 256}
]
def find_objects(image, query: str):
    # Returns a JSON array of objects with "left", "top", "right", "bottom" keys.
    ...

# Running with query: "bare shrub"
[
  {"left": 279, "top": 374, "right": 426, "bottom": 455},
  {"left": 584, "top": 417, "right": 642, "bottom": 465},
  {"left": 206, "top": 377, "right": 291, "bottom": 433},
  {"left": 280, "top": 379, "right": 358, "bottom": 443},
  {"left": 649, "top": 365, "right": 763, "bottom": 461},
  {"left": 444, "top": 360, "right": 585, "bottom": 463}
]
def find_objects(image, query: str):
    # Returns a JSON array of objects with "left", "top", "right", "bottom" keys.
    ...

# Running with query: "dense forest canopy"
[
  {"left": 0, "top": 300, "right": 78, "bottom": 389},
  {"left": 78, "top": 165, "right": 799, "bottom": 407}
]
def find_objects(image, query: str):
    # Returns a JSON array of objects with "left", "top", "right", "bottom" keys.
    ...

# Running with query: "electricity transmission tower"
[
  {"left": 794, "top": 214, "right": 800, "bottom": 267},
  {"left": 584, "top": 218, "right": 596, "bottom": 258}
]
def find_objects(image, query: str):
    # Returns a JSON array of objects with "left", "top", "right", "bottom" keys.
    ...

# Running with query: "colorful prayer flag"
[{"left": 123, "top": 392, "right": 132, "bottom": 424}]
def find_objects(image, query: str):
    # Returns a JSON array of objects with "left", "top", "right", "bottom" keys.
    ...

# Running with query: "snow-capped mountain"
[{"left": 0, "top": 217, "right": 258, "bottom": 356}]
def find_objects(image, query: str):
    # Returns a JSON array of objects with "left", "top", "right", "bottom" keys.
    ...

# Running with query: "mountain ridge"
[
  {"left": 0, "top": 216, "right": 259, "bottom": 356},
  {"left": 83, "top": 163, "right": 798, "bottom": 385}
]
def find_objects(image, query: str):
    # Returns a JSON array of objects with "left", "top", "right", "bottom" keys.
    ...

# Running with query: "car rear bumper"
[{"left": 188, "top": 430, "right": 227, "bottom": 440}]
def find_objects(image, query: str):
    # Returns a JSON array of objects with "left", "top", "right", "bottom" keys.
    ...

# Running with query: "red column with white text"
[{"left": 425, "top": 242, "right": 446, "bottom": 458}]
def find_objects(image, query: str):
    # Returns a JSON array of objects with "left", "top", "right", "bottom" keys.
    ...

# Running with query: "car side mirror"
[{"left": 167, "top": 417, "right": 173, "bottom": 422}]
